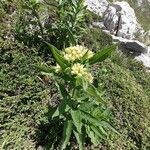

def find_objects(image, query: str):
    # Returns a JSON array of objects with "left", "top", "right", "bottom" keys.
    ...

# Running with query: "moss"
[
  {"left": 85, "top": 10, "right": 103, "bottom": 25},
  {"left": 0, "top": 47, "right": 52, "bottom": 149},
  {"left": 96, "top": 54, "right": 150, "bottom": 149},
  {"left": 81, "top": 27, "right": 112, "bottom": 50}
]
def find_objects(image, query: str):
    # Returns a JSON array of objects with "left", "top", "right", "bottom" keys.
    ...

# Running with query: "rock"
[
  {"left": 103, "top": 1, "right": 141, "bottom": 39},
  {"left": 137, "top": 0, "right": 150, "bottom": 6},
  {"left": 103, "top": 30, "right": 150, "bottom": 68},
  {"left": 92, "top": 22, "right": 106, "bottom": 29},
  {"left": 137, "top": 0, "right": 143, "bottom": 6},
  {"left": 85, "top": 0, "right": 150, "bottom": 68},
  {"left": 85, "top": 0, "right": 109, "bottom": 16},
  {"left": 135, "top": 47, "right": 150, "bottom": 68},
  {"left": 112, "top": 35, "right": 147, "bottom": 54}
]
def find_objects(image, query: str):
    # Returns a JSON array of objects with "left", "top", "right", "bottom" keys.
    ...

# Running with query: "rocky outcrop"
[
  {"left": 85, "top": 0, "right": 150, "bottom": 68},
  {"left": 103, "top": 1, "right": 141, "bottom": 39},
  {"left": 136, "top": 47, "right": 150, "bottom": 68},
  {"left": 104, "top": 30, "right": 148, "bottom": 53},
  {"left": 102, "top": 31, "right": 150, "bottom": 68},
  {"left": 85, "top": 0, "right": 108, "bottom": 16}
]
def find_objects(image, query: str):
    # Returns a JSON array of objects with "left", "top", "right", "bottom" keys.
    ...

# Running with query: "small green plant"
[
  {"left": 37, "top": 42, "right": 118, "bottom": 149},
  {"left": 15, "top": 0, "right": 86, "bottom": 49},
  {"left": 54, "top": 0, "right": 87, "bottom": 48}
]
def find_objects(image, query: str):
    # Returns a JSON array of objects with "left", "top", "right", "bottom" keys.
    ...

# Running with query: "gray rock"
[
  {"left": 136, "top": 47, "right": 150, "bottom": 68},
  {"left": 103, "top": 1, "right": 142, "bottom": 39},
  {"left": 85, "top": 0, "right": 109, "bottom": 16},
  {"left": 85, "top": 0, "right": 150, "bottom": 68},
  {"left": 92, "top": 22, "right": 106, "bottom": 29},
  {"left": 103, "top": 30, "right": 150, "bottom": 68},
  {"left": 111, "top": 35, "right": 148, "bottom": 54}
]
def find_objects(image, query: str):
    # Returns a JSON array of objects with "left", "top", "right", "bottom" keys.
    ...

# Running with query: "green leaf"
[
  {"left": 91, "top": 125, "right": 107, "bottom": 140},
  {"left": 85, "top": 125, "right": 99, "bottom": 145},
  {"left": 74, "top": 130, "right": 84, "bottom": 150},
  {"left": 80, "top": 110, "right": 99, "bottom": 125},
  {"left": 71, "top": 110, "right": 82, "bottom": 133},
  {"left": 83, "top": 83, "right": 104, "bottom": 104},
  {"left": 101, "top": 121, "right": 120, "bottom": 135},
  {"left": 99, "top": 126, "right": 108, "bottom": 137},
  {"left": 79, "top": 101, "right": 97, "bottom": 112},
  {"left": 62, "top": 119, "right": 73, "bottom": 150},
  {"left": 51, "top": 107, "right": 59, "bottom": 118},
  {"left": 66, "top": 26, "right": 76, "bottom": 45},
  {"left": 81, "top": 110, "right": 120, "bottom": 136},
  {"left": 44, "top": 42, "right": 69, "bottom": 70},
  {"left": 51, "top": 103, "right": 69, "bottom": 118},
  {"left": 51, "top": 82, "right": 71, "bottom": 118},
  {"left": 61, "top": 73, "right": 75, "bottom": 82},
  {"left": 51, "top": 101, "right": 70, "bottom": 119},
  {"left": 81, "top": 50, "right": 88, "bottom": 62},
  {"left": 89, "top": 44, "right": 117, "bottom": 65},
  {"left": 55, "top": 82, "right": 69, "bottom": 99},
  {"left": 34, "top": 64, "right": 54, "bottom": 74}
]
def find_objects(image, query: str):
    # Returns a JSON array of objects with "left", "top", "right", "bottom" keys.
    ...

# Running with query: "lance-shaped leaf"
[
  {"left": 89, "top": 44, "right": 117, "bottom": 65},
  {"left": 55, "top": 81, "right": 69, "bottom": 99},
  {"left": 71, "top": 110, "right": 82, "bottom": 133},
  {"left": 51, "top": 82, "right": 71, "bottom": 118},
  {"left": 52, "top": 102, "right": 70, "bottom": 119},
  {"left": 44, "top": 41, "right": 70, "bottom": 70},
  {"left": 81, "top": 50, "right": 89, "bottom": 62},
  {"left": 83, "top": 81, "right": 104, "bottom": 104},
  {"left": 80, "top": 110, "right": 99, "bottom": 125},
  {"left": 66, "top": 26, "right": 76, "bottom": 45},
  {"left": 34, "top": 64, "right": 55, "bottom": 74},
  {"left": 62, "top": 119, "right": 73, "bottom": 150},
  {"left": 91, "top": 125, "right": 107, "bottom": 140},
  {"left": 100, "top": 121, "right": 120, "bottom": 135},
  {"left": 80, "top": 110, "right": 120, "bottom": 136},
  {"left": 74, "top": 130, "right": 84, "bottom": 150},
  {"left": 85, "top": 125, "right": 99, "bottom": 145}
]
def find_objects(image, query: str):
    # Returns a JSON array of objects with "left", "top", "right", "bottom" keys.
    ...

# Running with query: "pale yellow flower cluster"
[
  {"left": 71, "top": 63, "right": 93, "bottom": 83},
  {"left": 64, "top": 45, "right": 94, "bottom": 61},
  {"left": 54, "top": 64, "right": 61, "bottom": 73},
  {"left": 54, "top": 45, "right": 94, "bottom": 83},
  {"left": 71, "top": 63, "right": 87, "bottom": 76}
]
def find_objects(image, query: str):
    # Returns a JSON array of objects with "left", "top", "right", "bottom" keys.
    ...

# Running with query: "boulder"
[
  {"left": 112, "top": 35, "right": 147, "bottom": 54},
  {"left": 136, "top": 47, "right": 150, "bottom": 68},
  {"left": 103, "top": 1, "right": 141, "bottom": 39},
  {"left": 103, "top": 30, "right": 150, "bottom": 68},
  {"left": 85, "top": 0, "right": 109, "bottom": 16},
  {"left": 85, "top": 0, "right": 150, "bottom": 68}
]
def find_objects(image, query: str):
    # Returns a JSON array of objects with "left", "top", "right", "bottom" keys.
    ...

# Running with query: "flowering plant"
[{"left": 37, "top": 42, "right": 118, "bottom": 149}]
